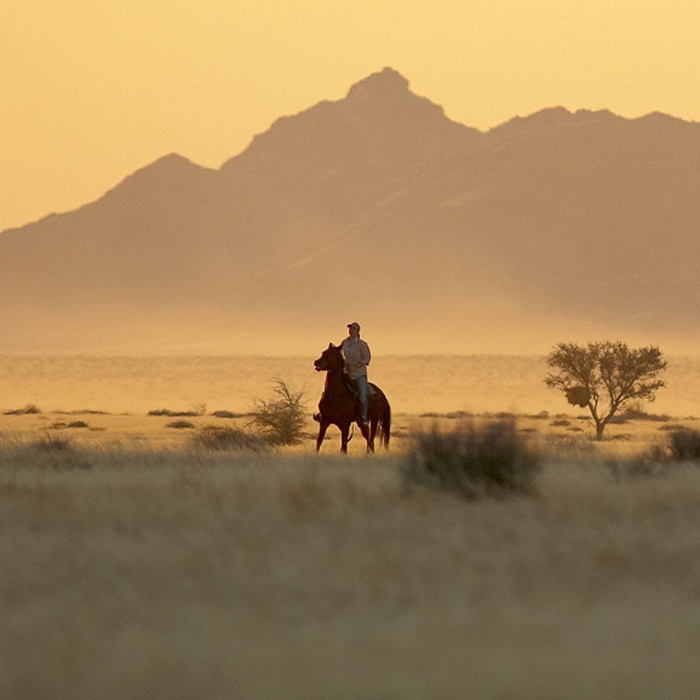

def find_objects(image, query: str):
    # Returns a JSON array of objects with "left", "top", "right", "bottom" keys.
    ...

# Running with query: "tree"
[{"left": 545, "top": 341, "right": 667, "bottom": 440}]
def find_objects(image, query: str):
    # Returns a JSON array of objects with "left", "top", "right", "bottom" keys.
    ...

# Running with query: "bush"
[
  {"left": 148, "top": 409, "right": 199, "bottom": 417},
  {"left": 166, "top": 420, "right": 196, "bottom": 430},
  {"left": 618, "top": 402, "right": 671, "bottom": 422},
  {"left": 401, "top": 419, "right": 540, "bottom": 499},
  {"left": 248, "top": 379, "right": 307, "bottom": 446},
  {"left": 190, "top": 425, "right": 270, "bottom": 452},
  {"left": 210, "top": 410, "right": 245, "bottom": 419},
  {"left": 668, "top": 428, "right": 700, "bottom": 461},
  {"left": 5, "top": 404, "right": 41, "bottom": 415},
  {"left": 50, "top": 420, "right": 90, "bottom": 430}
]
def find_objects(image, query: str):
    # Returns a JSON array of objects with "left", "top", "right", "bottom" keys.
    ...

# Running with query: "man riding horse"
[
  {"left": 340, "top": 322, "right": 371, "bottom": 426},
  {"left": 313, "top": 332, "right": 391, "bottom": 453}
]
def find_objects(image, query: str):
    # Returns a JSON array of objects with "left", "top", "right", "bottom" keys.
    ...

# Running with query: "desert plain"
[{"left": 2, "top": 355, "right": 700, "bottom": 699}]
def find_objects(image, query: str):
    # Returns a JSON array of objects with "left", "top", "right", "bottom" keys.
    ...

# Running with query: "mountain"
[{"left": 2, "top": 67, "right": 700, "bottom": 354}]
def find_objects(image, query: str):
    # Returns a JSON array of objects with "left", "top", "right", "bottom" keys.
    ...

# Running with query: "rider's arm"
[{"left": 361, "top": 342, "right": 371, "bottom": 369}]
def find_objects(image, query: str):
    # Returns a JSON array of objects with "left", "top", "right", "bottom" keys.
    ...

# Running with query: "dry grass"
[
  {"left": 189, "top": 424, "right": 271, "bottom": 451},
  {"left": 2, "top": 415, "right": 700, "bottom": 699}
]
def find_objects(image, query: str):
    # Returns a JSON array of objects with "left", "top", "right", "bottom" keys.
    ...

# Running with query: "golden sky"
[{"left": 2, "top": 0, "right": 699, "bottom": 232}]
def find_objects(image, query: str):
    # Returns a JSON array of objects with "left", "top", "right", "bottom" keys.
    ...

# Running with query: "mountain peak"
[
  {"left": 141, "top": 152, "right": 203, "bottom": 173},
  {"left": 104, "top": 152, "right": 213, "bottom": 202},
  {"left": 346, "top": 67, "right": 411, "bottom": 101},
  {"left": 223, "top": 67, "right": 475, "bottom": 174}
]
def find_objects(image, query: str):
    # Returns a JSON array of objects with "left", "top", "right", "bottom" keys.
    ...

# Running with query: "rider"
[{"left": 340, "top": 322, "right": 371, "bottom": 425}]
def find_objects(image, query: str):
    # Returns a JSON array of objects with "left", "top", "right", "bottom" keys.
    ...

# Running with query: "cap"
[{"left": 347, "top": 322, "right": 361, "bottom": 331}]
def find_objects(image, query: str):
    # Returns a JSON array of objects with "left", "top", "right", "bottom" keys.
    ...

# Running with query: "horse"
[{"left": 313, "top": 343, "right": 391, "bottom": 453}]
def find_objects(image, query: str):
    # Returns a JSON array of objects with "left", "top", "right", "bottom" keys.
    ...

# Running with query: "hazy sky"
[{"left": 3, "top": 0, "right": 699, "bottom": 232}]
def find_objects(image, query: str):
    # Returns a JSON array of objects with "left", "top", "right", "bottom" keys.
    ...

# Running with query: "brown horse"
[{"left": 313, "top": 343, "right": 391, "bottom": 453}]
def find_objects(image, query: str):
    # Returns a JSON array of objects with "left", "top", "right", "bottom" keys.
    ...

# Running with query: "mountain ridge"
[{"left": 2, "top": 67, "right": 700, "bottom": 355}]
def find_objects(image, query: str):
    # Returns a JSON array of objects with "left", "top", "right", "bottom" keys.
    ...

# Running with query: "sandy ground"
[{"left": 0, "top": 406, "right": 695, "bottom": 455}]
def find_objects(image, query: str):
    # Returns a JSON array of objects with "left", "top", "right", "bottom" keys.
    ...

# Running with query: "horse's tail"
[{"left": 377, "top": 400, "right": 391, "bottom": 449}]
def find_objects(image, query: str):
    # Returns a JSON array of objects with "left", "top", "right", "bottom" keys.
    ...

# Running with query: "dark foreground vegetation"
[{"left": 402, "top": 419, "right": 540, "bottom": 498}]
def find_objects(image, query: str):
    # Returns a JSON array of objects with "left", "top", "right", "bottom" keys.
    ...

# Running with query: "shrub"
[
  {"left": 49, "top": 420, "right": 91, "bottom": 430},
  {"left": 618, "top": 402, "right": 670, "bottom": 422},
  {"left": 166, "top": 420, "right": 196, "bottom": 430},
  {"left": 190, "top": 425, "right": 270, "bottom": 452},
  {"left": 401, "top": 419, "right": 540, "bottom": 499},
  {"left": 148, "top": 409, "right": 199, "bottom": 417},
  {"left": 54, "top": 409, "right": 110, "bottom": 415},
  {"left": 210, "top": 410, "right": 245, "bottom": 419},
  {"left": 5, "top": 404, "right": 41, "bottom": 415},
  {"left": 668, "top": 428, "right": 700, "bottom": 461},
  {"left": 248, "top": 379, "right": 307, "bottom": 446}
]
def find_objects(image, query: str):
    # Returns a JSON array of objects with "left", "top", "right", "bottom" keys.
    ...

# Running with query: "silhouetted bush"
[
  {"left": 401, "top": 419, "right": 540, "bottom": 499},
  {"left": 166, "top": 420, "right": 196, "bottom": 430},
  {"left": 50, "top": 420, "right": 90, "bottom": 430},
  {"left": 248, "top": 379, "right": 307, "bottom": 445},
  {"left": 210, "top": 410, "right": 246, "bottom": 419},
  {"left": 5, "top": 404, "right": 41, "bottom": 415},
  {"left": 617, "top": 403, "right": 671, "bottom": 422},
  {"left": 551, "top": 419, "right": 571, "bottom": 427},
  {"left": 190, "top": 425, "right": 270, "bottom": 452},
  {"left": 668, "top": 428, "right": 700, "bottom": 461},
  {"left": 54, "top": 409, "right": 110, "bottom": 415},
  {"left": 148, "top": 409, "right": 199, "bottom": 417}
]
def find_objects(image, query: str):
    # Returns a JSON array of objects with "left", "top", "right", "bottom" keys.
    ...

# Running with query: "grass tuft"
[
  {"left": 9, "top": 433, "right": 93, "bottom": 470},
  {"left": 32, "top": 432, "right": 75, "bottom": 451},
  {"left": 190, "top": 425, "right": 270, "bottom": 452}
]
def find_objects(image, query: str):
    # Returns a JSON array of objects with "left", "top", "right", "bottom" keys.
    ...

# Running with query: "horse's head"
[{"left": 314, "top": 343, "right": 345, "bottom": 373}]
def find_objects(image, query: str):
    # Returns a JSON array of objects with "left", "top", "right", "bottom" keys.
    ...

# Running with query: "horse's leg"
[
  {"left": 369, "top": 417, "right": 378, "bottom": 451},
  {"left": 359, "top": 421, "right": 374, "bottom": 453},
  {"left": 340, "top": 424, "right": 350, "bottom": 454},
  {"left": 316, "top": 419, "right": 330, "bottom": 452}
]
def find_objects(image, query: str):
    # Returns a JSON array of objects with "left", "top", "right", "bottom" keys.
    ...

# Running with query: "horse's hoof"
[{"left": 313, "top": 413, "right": 321, "bottom": 423}]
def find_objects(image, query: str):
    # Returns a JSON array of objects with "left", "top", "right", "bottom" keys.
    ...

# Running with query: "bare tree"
[{"left": 545, "top": 341, "right": 667, "bottom": 440}]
